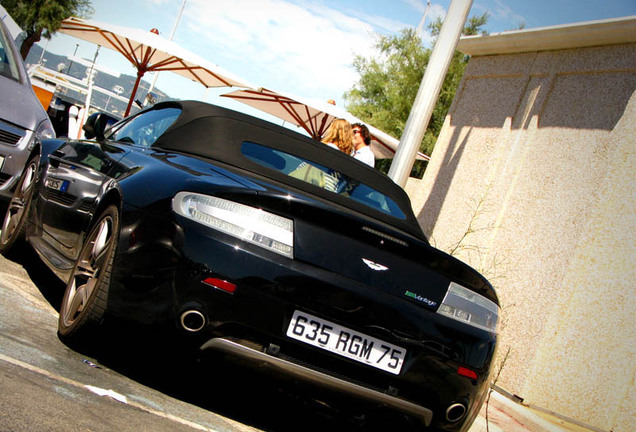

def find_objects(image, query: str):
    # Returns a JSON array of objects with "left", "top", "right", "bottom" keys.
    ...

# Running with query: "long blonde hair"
[{"left": 322, "top": 118, "right": 353, "bottom": 155}]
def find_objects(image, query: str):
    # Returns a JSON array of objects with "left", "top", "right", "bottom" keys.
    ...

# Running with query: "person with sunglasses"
[{"left": 352, "top": 123, "right": 375, "bottom": 167}]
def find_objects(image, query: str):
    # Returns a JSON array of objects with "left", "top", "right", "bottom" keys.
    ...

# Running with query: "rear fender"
[{"left": 72, "top": 179, "right": 123, "bottom": 256}]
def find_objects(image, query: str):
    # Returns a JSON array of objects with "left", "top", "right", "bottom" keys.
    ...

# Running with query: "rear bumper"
[
  {"left": 200, "top": 337, "right": 433, "bottom": 426},
  {"left": 110, "top": 210, "right": 496, "bottom": 430}
]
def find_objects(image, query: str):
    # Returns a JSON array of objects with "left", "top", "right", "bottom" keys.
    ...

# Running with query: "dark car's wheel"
[
  {"left": 0, "top": 155, "right": 39, "bottom": 254},
  {"left": 58, "top": 205, "right": 119, "bottom": 342}
]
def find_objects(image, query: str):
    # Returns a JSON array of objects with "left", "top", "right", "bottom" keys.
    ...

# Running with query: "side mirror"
[
  {"left": 82, "top": 112, "right": 119, "bottom": 141},
  {"left": 82, "top": 112, "right": 110, "bottom": 141}
]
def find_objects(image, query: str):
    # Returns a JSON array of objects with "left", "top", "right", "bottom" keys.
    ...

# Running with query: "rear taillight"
[
  {"left": 437, "top": 282, "right": 499, "bottom": 333},
  {"left": 173, "top": 192, "right": 294, "bottom": 258}
]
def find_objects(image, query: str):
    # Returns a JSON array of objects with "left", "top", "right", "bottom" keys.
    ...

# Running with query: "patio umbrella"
[
  {"left": 221, "top": 87, "right": 430, "bottom": 161},
  {"left": 59, "top": 17, "right": 250, "bottom": 116}
]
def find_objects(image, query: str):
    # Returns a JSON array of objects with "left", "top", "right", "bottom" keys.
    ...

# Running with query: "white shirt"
[{"left": 353, "top": 145, "right": 375, "bottom": 167}]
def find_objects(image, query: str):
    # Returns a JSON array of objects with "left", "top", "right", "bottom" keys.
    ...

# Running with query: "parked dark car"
[
  {"left": 0, "top": 17, "right": 55, "bottom": 199},
  {"left": 0, "top": 100, "right": 499, "bottom": 431}
]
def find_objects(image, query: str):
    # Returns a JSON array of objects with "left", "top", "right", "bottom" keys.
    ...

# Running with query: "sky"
[{"left": 35, "top": 0, "right": 636, "bottom": 120}]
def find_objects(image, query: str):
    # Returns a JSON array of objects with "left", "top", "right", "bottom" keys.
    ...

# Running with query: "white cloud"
[
  {"left": 489, "top": 0, "right": 526, "bottom": 29},
  {"left": 180, "top": 0, "right": 379, "bottom": 104},
  {"left": 403, "top": 0, "right": 429, "bottom": 14},
  {"left": 429, "top": 3, "right": 447, "bottom": 22}
]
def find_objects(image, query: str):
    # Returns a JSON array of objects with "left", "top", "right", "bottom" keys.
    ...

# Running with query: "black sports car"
[{"left": 0, "top": 100, "right": 499, "bottom": 431}]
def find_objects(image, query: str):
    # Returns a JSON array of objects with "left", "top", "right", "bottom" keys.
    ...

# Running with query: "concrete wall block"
[{"left": 411, "top": 30, "right": 636, "bottom": 431}]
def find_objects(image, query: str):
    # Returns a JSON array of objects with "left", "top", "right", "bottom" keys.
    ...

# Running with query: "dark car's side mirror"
[
  {"left": 83, "top": 113, "right": 104, "bottom": 140},
  {"left": 82, "top": 112, "right": 111, "bottom": 141}
]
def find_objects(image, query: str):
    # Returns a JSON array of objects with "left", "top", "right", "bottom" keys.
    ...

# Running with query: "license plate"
[
  {"left": 286, "top": 310, "right": 406, "bottom": 375},
  {"left": 45, "top": 178, "right": 69, "bottom": 192}
]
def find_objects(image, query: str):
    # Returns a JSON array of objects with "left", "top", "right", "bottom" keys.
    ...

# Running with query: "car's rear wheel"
[
  {"left": 0, "top": 155, "right": 39, "bottom": 255},
  {"left": 58, "top": 205, "right": 119, "bottom": 342}
]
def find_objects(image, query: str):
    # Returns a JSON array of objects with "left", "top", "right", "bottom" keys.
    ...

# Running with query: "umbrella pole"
[{"left": 125, "top": 70, "right": 146, "bottom": 117}]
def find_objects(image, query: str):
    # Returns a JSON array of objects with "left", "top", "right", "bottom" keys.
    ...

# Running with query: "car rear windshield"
[{"left": 241, "top": 141, "right": 406, "bottom": 219}]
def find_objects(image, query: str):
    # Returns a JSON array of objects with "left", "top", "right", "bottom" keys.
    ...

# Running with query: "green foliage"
[
  {"left": 345, "top": 13, "right": 489, "bottom": 178},
  {"left": 429, "top": 12, "right": 489, "bottom": 37},
  {"left": 0, "top": 0, "right": 93, "bottom": 59},
  {"left": 346, "top": 28, "right": 428, "bottom": 147}
]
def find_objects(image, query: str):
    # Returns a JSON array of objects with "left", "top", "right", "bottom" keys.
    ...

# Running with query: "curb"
[
  {"left": 486, "top": 390, "right": 599, "bottom": 432},
  {"left": 489, "top": 391, "right": 566, "bottom": 431}
]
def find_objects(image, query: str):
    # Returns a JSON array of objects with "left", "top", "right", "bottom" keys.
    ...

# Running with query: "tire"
[
  {"left": 58, "top": 205, "right": 120, "bottom": 342},
  {"left": 0, "top": 155, "right": 39, "bottom": 255}
]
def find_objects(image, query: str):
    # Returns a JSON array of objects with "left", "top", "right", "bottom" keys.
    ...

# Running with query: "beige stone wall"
[{"left": 407, "top": 43, "right": 636, "bottom": 431}]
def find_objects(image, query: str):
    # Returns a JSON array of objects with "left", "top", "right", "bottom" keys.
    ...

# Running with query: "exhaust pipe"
[
  {"left": 180, "top": 309, "right": 206, "bottom": 332},
  {"left": 446, "top": 403, "right": 467, "bottom": 422}
]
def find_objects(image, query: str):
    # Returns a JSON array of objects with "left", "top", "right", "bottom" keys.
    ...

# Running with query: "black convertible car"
[{"left": 0, "top": 100, "right": 499, "bottom": 431}]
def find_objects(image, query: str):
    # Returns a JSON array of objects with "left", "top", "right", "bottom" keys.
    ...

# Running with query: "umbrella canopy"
[
  {"left": 59, "top": 17, "right": 250, "bottom": 116},
  {"left": 221, "top": 87, "right": 429, "bottom": 161}
]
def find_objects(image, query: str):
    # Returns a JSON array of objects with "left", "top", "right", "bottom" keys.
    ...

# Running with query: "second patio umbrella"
[{"left": 222, "top": 87, "right": 429, "bottom": 160}]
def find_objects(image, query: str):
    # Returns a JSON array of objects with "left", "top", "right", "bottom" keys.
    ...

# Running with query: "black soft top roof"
[{"left": 150, "top": 100, "right": 424, "bottom": 238}]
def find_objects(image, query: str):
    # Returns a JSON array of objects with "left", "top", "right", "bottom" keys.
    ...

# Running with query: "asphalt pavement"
[{"left": 0, "top": 244, "right": 264, "bottom": 432}]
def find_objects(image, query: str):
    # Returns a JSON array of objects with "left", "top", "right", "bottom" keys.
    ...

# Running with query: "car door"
[{"left": 39, "top": 140, "right": 128, "bottom": 260}]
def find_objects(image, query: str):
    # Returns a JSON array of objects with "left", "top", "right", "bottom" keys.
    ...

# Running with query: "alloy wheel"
[
  {"left": 0, "top": 157, "right": 38, "bottom": 250},
  {"left": 60, "top": 211, "right": 115, "bottom": 331}
]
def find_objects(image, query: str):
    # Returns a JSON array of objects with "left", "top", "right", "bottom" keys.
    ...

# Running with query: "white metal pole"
[
  {"left": 80, "top": 45, "right": 100, "bottom": 137},
  {"left": 146, "top": 0, "right": 187, "bottom": 95},
  {"left": 388, "top": 0, "right": 473, "bottom": 187},
  {"left": 416, "top": 1, "right": 431, "bottom": 37}
]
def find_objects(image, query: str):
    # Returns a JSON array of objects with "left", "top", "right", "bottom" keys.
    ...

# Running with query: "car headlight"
[
  {"left": 35, "top": 119, "right": 56, "bottom": 140},
  {"left": 173, "top": 192, "right": 294, "bottom": 258},
  {"left": 437, "top": 282, "right": 499, "bottom": 333}
]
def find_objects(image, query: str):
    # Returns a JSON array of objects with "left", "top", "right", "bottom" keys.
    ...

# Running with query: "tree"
[
  {"left": 345, "top": 13, "right": 488, "bottom": 177},
  {"left": 0, "top": 0, "right": 93, "bottom": 60}
]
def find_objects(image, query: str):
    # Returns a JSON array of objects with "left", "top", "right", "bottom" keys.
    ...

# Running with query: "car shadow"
[
  {"left": 4, "top": 240, "right": 66, "bottom": 310},
  {"left": 3, "top": 242, "right": 420, "bottom": 432},
  {"left": 67, "top": 324, "right": 419, "bottom": 432}
]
